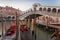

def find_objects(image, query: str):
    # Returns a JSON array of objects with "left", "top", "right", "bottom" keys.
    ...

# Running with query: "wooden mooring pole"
[
  {"left": 28, "top": 18, "right": 30, "bottom": 29},
  {"left": 31, "top": 19, "right": 35, "bottom": 35},
  {"left": 15, "top": 12, "right": 19, "bottom": 40},
  {"left": 4, "top": 20, "right": 7, "bottom": 34},
  {"left": 55, "top": 29, "right": 59, "bottom": 40},
  {"left": 46, "top": 18, "right": 49, "bottom": 29},
  {"left": 51, "top": 29, "right": 59, "bottom": 40},
  {"left": 24, "top": 18, "right": 27, "bottom": 25},
  {"left": 31, "top": 18, "right": 36, "bottom": 40},
  {"left": 1, "top": 14, "right": 4, "bottom": 40}
]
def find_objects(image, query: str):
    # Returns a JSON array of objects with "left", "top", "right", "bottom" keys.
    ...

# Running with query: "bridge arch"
[
  {"left": 7, "top": 16, "right": 11, "bottom": 19},
  {"left": 6, "top": 15, "right": 15, "bottom": 20},
  {"left": 58, "top": 9, "right": 60, "bottom": 13},
  {"left": 11, "top": 16, "right": 15, "bottom": 19},
  {"left": 43, "top": 7, "right": 46, "bottom": 11},
  {"left": 24, "top": 14, "right": 42, "bottom": 19},
  {"left": 47, "top": 8, "right": 51, "bottom": 12},
  {"left": 39, "top": 7, "right": 42, "bottom": 11},
  {"left": 52, "top": 8, "right": 57, "bottom": 13}
]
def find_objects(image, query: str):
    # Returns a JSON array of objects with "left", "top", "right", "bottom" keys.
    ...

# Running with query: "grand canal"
[
  {"left": 0, "top": 21, "right": 13, "bottom": 40},
  {"left": 0, "top": 21, "right": 60, "bottom": 40},
  {"left": 36, "top": 24, "right": 60, "bottom": 40},
  {"left": 36, "top": 24, "right": 55, "bottom": 40}
]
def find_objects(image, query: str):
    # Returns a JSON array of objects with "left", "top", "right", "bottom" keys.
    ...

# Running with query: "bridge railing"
[{"left": 36, "top": 16, "right": 60, "bottom": 25}]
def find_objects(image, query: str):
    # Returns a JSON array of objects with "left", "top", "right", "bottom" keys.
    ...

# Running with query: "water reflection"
[{"left": 36, "top": 25, "right": 55, "bottom": 40}]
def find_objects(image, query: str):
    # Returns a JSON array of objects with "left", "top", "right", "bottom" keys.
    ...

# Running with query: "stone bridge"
[
  {"left": 19, "top": 4, "right": 60, "bottom": 37},
  {"left": 2, "top": 3, "right": 60, "bottom": 40},
  {"left": 20, "top": 3, "right": 60, "bottom": 20}
]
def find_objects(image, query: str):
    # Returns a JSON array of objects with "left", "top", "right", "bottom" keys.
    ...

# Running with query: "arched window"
[
  {"left": 52, "top": 8, "right": 56, "bottom": 13},
  {"left": 43, "top": 8, "right": 46, "bottom": 11},
  {"left": 34, "top": 7, "right": 36, "bottom": 11},
  {"left": 39, "top": 7, "right": 42, "bottom": 11},
  {"left": 8, "top": 16, "right": 11, "bottom": 19},
  {"left": 58, "top": 9, "right": 60, "bottom": 13},
  {"left": 47, "top": 8, "right": 51, "bottom": 12},
  {"left": 12, "top": 16, "right": 15, "bottom": 19}
]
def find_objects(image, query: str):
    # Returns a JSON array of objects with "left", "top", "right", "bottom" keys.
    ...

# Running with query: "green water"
[
  {"left": 0, "top": 21, "right": 60, "bottom": 40},
  {"left": 35, "top": 25, "right": 56, "bottom": 40},
  {"left": 0, "top": 21, "right": 13, "bottom": 35}
]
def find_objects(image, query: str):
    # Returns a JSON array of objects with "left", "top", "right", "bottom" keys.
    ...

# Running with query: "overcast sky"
[{"left": 0, "top": 0, "right": 60, "bottom": 11}]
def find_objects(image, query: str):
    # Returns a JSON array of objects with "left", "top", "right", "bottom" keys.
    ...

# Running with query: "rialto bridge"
[
  {"left": 1, "top": 3, "right": 60, "bottom": 40},
  {"left": 20, "top": 3, "right": 60, "bottom": 20},
  {"left": 0, "top": 3, "right": 60, "bottom": 40},
  {"left": 19, "top": 3, "right": 60, "bottom": 30},
  {"left": 19, "top": 3, "right": 60, "bottom": 40}
]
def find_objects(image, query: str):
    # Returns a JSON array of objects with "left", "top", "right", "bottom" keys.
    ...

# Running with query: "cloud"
[
  {"left": 0, "top": 0, "right": 60, "bottom": 11},
  {"left": 0, "top": 0, "right": 38, "bottom": 11}
]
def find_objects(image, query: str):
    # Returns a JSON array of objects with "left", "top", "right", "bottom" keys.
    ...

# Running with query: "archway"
[
  {"left": 43, "top": 8, "right": 46, "bottom": 11},
  {"left": 7, "top": 16, "right": 11, "bottom": 20},
  {"left": 12, "top": 16, "right": 15, "bottom": 19},
  {"left": 52, "top": 8, "right": 56, "bottom": 13},
  {"left": 25, "top": 14, "right": 42, "bottom": 19},
  {"left": 58, "top": 9, "right": 60, "bottom": 13},
  {"left": 47, "top": 8, "right": 51, "bottom": 12},
  {"left": 39, "top": 7, "right": 42, "bottom": 11}
]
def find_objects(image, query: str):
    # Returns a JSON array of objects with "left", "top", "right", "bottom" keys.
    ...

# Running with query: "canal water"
[
  {"left": 0, "top": 21, "right": 60, "bottom": 40},
  {"left": 0, "top": 21, "right": 13, "bottom": 40},
  {"left": 35, "top": 24, "right": 60, "bottom": 40}
]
